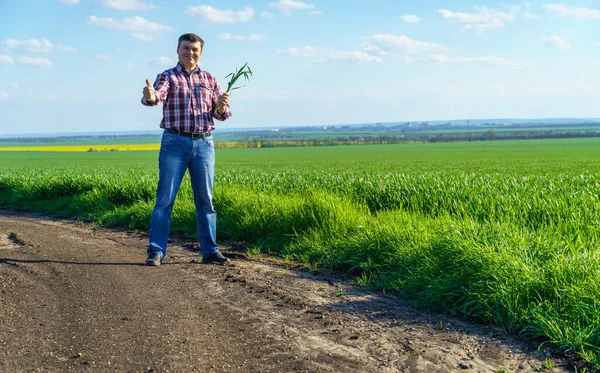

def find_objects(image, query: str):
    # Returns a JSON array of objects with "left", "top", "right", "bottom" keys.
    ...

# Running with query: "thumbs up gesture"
[{"left": 143, "top": 79, "right": 156, "bottom": 103}]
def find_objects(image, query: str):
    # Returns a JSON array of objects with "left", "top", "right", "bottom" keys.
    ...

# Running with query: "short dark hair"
[{"left": 177, "top": 33, "right": 204, "bottom": 50}]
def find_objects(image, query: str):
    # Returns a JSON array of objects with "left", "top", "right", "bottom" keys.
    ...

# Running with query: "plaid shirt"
[{"left": 141, "top": 63, "right": 232, "bottom": 133}]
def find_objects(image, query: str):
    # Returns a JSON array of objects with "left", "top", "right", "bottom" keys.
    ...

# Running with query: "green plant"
[
  {"left": 215, "top": 62, "right": 252, "bottom": 112},
  {"left": 246, "top": 247, "right": 261, "bottom": 255},
  {"left": 533, "top": 358, "right": 554, "bottom": 371}
]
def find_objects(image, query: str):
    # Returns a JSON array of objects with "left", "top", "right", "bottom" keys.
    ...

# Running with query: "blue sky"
[{"left": 1, "top": 0, "right": 599, "bottom": 135}]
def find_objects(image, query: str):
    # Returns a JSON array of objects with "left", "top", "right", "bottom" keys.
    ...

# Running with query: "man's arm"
[{"left": 141, "top": 74, "right": 169, "bottom": 106}]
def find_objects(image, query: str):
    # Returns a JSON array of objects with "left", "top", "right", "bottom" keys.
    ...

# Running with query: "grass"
[{"left": 0, "top": 138, "right": 599, "bottom": 368}]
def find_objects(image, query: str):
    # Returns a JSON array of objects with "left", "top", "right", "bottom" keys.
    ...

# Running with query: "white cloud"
[
  {"left": 186, "top": 6, "right": 253, "bottom": 25},
  {"left": 542, "top": 35, "right": 572, "bottom": 49},
  {"left": 96, "top": 54, "right": 113, "bottom": 61},
  {"left": 523, "top": 2, "right": 539, "bottom": 19},
  {"left": 11, "top": 83, "right": 19, "bottom": 89},
  {"left": 127, "top": 61, "right": 146, "bottom": 68},
  {"left": 150, "top": 56, "right": 174, "bottom": 66},
  {"left": 17, "top": 57, "right": 53, "bottom": 68},
  {"left": 401, "top": 15, "right": 420, "bottom": 23},
  {"left": 261, "top": 11, "right": 276, "bottom": 19},
  {"left": 219, "top": 33, "right": 266, "bottom": 42},
  {"left": 361, "top": 34, "right": 446, "bottom": 55},
  {"left": 100, "top": 0, "right": 156, "bottom": 11},
  {"left": 423, "top": 54, "right": 532, "bottom": 69},
  {"left": 309, "top": 10, "right": 322, "bottom": 16},
  {"left": 0, "top": 55, "right": 15, "bottom": 65},
  {"left": 323, "top": 50, "right": 382, "bottom": 63},
  {"left": 438, "top": 6, "right": 519, "bottom": 33},
  {"left": 278, "top": 46, "right": 382, "bottom": 63},
  {"left": 269, "top": 0, "right": 315, "bottom": 15},
  {"left": 545, "top": 4, "right": 600, "bottom": 20},
  {"left": 58, "top": 0, "right": 80, "bottom": 5},
  {"left": 56, "top": 44, "right": 77, "bottom": 52},
  {"left": 278, "top": 46, "right": 318, "bottom": 57},
  {"left": 4, "top": 38, "right": 53, "bottom": 53},
  {"left": 89, "top": 15, "right": 172, "bottom": 42},
  {"left": 0, "top": 91, "right": 9, "bottom": 100},
  {"left": 523, "top": 11, "right": 539, "bottom": 19}
]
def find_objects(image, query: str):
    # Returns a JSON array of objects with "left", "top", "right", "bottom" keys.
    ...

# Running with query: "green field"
[{"left": 1, "top": 138, "right": 600, "bottom": 368}]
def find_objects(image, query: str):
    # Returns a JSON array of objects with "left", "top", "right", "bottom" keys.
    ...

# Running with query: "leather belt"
[{"left": 165, "top": 128, "right": 211, "bottom": 139}]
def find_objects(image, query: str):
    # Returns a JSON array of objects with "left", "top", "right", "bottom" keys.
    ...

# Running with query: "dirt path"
[{"left": 0, "top": 210, "right": 574, "bottom": 372}]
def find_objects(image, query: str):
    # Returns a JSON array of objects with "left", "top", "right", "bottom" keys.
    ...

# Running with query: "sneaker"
[
  {"left": 202, "top": 251, "right": 230, "bottom": 265},
  {"left": 145, "top": 253, "right": 162, "bottom": 266}
]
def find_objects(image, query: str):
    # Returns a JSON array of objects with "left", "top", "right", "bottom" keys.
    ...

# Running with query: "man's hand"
[
  {"left": 143, "top": 79, "right": 156, "bottom": 103},
  {"left": 216, "top": 92, "right": 230, "bottom": 115}
]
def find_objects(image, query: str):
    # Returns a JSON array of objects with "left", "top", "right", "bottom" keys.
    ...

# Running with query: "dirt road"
[{"left": 0, "top": 210, "right": 573, "bottom": 372}]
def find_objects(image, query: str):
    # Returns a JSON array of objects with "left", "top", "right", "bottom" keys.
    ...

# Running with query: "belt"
[{"left": 165, "top": 129, "right": 211, "bottom": 139}]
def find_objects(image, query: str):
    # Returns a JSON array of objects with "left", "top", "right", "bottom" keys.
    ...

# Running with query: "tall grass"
[{"left": 0, "top": 139, "right": 599, "bottom": 367}]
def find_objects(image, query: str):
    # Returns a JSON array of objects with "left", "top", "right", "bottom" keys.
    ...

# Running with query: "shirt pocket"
[{"left": 197, "top": 84, "right": 214, "bottom": 113}]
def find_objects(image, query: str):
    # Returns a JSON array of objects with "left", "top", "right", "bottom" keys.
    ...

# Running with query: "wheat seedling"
[{"left": 215, "top": 62, "right": 252, "bottom": 112}]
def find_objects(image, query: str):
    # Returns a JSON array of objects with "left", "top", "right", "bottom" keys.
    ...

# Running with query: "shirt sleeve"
[
  {"left": 211, "top": 78, "right": 232, "bottom": 122},
  {"left": 141, "top": 73, "right": 170, "bottom": 106}
]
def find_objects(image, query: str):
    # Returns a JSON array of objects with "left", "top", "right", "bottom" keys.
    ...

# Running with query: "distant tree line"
[
  {"left": 3, "top": 127, "right": 599, "bottom": 147},
  {"left": 212, "top": 129, "right": 600, "bottom": 148}
]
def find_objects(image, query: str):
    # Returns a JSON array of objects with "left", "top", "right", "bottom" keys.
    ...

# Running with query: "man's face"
[{"left": 177, "top": 40, "right": 202, "bottom": 69}]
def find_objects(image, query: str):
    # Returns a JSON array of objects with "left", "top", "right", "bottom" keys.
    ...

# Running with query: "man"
[{"left": 141, "top": 33, "right": 231, "bottom": 266}]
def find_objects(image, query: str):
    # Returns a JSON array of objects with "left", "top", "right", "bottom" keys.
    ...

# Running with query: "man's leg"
[
  {"left": 148, "top": 132, "right": 191, "bottom": 259},
  {"left": 189, "top": 136, "right": 218, "bottom": 259}
]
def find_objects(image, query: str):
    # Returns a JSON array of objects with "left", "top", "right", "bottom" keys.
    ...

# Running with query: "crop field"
[{"left": 1, "top": 138, "right": 599, "bottom": 367}]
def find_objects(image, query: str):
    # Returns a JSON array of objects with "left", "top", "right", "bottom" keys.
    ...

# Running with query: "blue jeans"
[{"left": 147, "top": 130, "right": 218, "bottom": 259}]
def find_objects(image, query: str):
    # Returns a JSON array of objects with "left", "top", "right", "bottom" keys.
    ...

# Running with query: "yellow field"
[{"left": 0, "top": 144, "right": 160, "bottom": 152}]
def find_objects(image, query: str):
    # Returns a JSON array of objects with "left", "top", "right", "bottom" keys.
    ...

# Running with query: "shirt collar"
[{"left": 176, "top": 62, "right": 201, "bottom": 75}]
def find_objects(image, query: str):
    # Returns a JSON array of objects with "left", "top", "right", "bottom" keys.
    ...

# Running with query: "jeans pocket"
[
  {"left": 203, "top": 136, "right": 214, "bottom": 147},
  {"left": 161, "top": 131, "right": 178, "bottom": 146}
]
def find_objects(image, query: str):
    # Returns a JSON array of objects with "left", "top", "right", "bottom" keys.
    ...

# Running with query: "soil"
[{"left": 0, "top": 209, "right": 583, "bottom": 372}]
